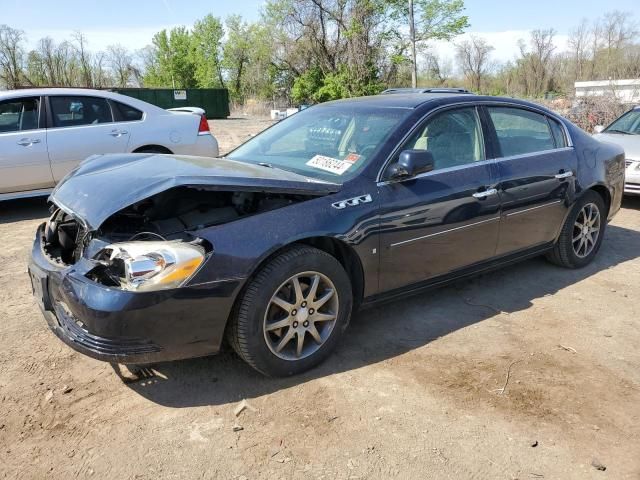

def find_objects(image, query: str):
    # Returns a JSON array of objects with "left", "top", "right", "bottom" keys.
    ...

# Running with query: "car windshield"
[
  {"left": 227, "top": 104, "right": 410, "bottom": 182},
  {"left": 605, "top": 109, "right": 640, "bottom": 135}
]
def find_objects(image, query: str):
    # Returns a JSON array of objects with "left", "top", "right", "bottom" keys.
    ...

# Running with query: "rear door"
[
  {"left": 485, "top": 106, "right": 577, "bottom": 255},
  {"left": 45, "top": 95, "right": 131, "bottom": 181},
  {"left": 377, "top": 106, "right": 501, "bottom": 293},
  {"left": 0, "top": 96, "right": 53, "bottom": 194}
]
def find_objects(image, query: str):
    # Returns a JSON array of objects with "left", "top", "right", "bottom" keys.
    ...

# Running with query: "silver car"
[
  {"left": 594, "top": 106, "right": 640, "bottom": 195},
  {"left": 0, "top": 88, "right": 219, "bottom": 201}
]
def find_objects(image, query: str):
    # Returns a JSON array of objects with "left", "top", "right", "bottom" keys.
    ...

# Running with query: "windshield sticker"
[
  {"left": 306, "top": 155, "right": 353, "bottom": 175},
  {"left": 344, "top": 153, "right": 361, "bottom": 164}
]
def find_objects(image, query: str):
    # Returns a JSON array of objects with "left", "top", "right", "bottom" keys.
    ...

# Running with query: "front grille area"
[
  {"left": 54, "top": 301, "right": 162, "bottom": 356},
  {"left": 625, "top": 182, "right": 640, "bottom": 192}
]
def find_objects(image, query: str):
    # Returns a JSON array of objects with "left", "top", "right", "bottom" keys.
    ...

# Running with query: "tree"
[
  {"left": 144, "top": 27, "right": 196, "bottom": 88},
  {"left": 389, "top": 0, "right": 469, "bottom": 88},
  {"left": 0, "top": 25, "right": 26, "bottom": 88},
  {"left": 191, "top": 14, "right": 225, "bottom": 88},
  {"left": 514, "top": 29, "right": 556, "bottom": 96},
  {"left": 455, "top": 35, "right": 493, "bottom": 92},
  {"left": 223, "top": 15, "right": 252, "bottom": 101},
  {"left": 568, "top": 19, "right": 589, "bottom": 81},
  {"left": 107, "top": 44, "right": 133, "bottom": 87},
  {"left": 72, "top": 32, "right": 93, "bottom": 87}
]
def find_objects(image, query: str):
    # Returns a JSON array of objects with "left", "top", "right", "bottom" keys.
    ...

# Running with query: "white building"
[{"left": 575, "top": 79, "right": 640, "bottom": 104}]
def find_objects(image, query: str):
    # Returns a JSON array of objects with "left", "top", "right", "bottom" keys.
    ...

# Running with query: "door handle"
[
  {"left": 555, "top": 170, "right": 573, "bottom": 179},
  {"left": 109, "top": 129, "right": 128, "bottom": 137},
  {"left": 472, "top": 188, "right": 497, "bottom": 199},
  {"left": 17, "top": 138, "right": 41, "bottom": 146}
]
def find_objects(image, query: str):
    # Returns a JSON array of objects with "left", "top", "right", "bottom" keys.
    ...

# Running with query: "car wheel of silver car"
[
  {"left": 546, "top": 190, "right": 607, "bottom": 268},
  {"left": 227, "top": 245, "right": 353, "bottom": 376}
]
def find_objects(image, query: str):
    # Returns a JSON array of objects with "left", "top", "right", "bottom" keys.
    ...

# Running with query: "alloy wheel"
[
  {"left": 572, "top": 202, "right": 601, "bottom": 258},
  {"left": 263, "top": 271, "right": 339, "bottom": 361}
]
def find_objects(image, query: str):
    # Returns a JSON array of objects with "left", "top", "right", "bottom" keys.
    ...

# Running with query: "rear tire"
[
  {"left": 546, "top": 190, "right": 606, "bottom": 268},
  {"left": 227, "top": 245, "right": 353, "bottom": 377}
]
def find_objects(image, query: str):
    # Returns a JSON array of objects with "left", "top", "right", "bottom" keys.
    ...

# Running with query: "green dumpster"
[{"left": 112, "top": 88, "right": 230, "bottom": 119}]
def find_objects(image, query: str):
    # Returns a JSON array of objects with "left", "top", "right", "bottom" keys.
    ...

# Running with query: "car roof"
[
  {"left": 382, "top": 87, "right": 472, "bottom": 95},
  {"left": 319, "top": 93, "right": 552, "bottom": 112},
  {"left": 0, "top": 87, "right": 113, "bottom": 99},
  {"left": 319, "top": 93, "right": 471, "bottom": 109}
]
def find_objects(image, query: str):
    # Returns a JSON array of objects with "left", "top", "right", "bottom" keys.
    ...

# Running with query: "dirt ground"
[{"left": 1, "top": 117, "right": 639, "bottom": 480}]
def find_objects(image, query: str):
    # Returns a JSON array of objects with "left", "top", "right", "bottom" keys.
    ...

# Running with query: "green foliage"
[
  {"left": 191, "top": 15, "right": 225, "bottom": 88},
  {"left": 292, "top": 64, "right": 384, "bottom": 104},
  {"left": 387, "top": 0, "right": 469, "bottom": 41},
  {"left": 291, "top": 67, "right": 324, "bottom": 104}
]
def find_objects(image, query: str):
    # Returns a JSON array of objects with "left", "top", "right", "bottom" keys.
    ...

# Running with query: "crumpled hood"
[
  {"left": 50, "top": 153, "right": 341, "bottom": 230},
  {"left": 593, "top": 133, "right": 640, "bottom": 160}
]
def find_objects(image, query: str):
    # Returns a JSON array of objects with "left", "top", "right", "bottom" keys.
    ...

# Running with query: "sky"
[{"left": 3, "top": 0, "right": 639, "bottom": 62}]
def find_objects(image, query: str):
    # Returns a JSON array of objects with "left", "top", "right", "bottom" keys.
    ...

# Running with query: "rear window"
[
  {"left": 112, "top": 101, "right": 143, "bottom": 122},
  {"left": 488, "top": 107, "right": 556, "bottom": 157},
  {"left": 548, "top": 118, "right": 567, "bottom": 148},
  {"left": 50, "top": 96, "right": 113, "bottom": 128},
  {"left": 0, "top": 98, "right": 39, "bottom": 133}
]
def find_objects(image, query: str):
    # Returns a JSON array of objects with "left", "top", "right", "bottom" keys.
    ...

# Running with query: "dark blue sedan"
[{"left": 29, "top": 93, "right": 625, "bottom": 376}]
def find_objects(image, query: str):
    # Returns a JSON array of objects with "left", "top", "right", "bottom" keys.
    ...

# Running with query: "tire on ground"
[
  {"left": 546, "top": 190, "right": 607, "bottom": 269},
  {"left": 227, "top": 245, "right": 353, "bottom": 377}
]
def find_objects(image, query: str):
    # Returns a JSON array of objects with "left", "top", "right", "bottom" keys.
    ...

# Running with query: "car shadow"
[
  {"left": 622, "top": 196, "right": 640, "bottom": 210},
  {"left": 0, "top": 197, "right": 50, "bottom": 224},
  {"left": 121, "top": 222, "right": 640, "bottom": 408}
]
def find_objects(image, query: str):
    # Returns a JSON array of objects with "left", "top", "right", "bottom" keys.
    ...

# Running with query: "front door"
[
  {"left": 0, "top": 96, "right": 53, "bottom": 194},
  {"left": 45, "top": 95, "right": 130, "bottom": 181},
  {"left": 378, "top": 106, "right": 500, "bottom": 293},
  {"left": 484, "top": 106, "right": 577, "bottom": 255}
]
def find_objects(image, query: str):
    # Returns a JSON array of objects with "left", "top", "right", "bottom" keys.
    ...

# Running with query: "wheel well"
[
  {"left": 132, "top": 145, "right": 173, "bottom": 154},
  {"left": 588, "top": 185, "right": 611, "bottom": 215},
  {"left": 223, "top": 237, "right": 366, "bottom": 344},
  {"left": 296, "top": 237, "right": 365, "bottom": 309}
]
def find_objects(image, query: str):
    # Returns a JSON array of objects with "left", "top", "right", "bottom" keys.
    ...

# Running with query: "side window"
[
  {"left": 0, "top": 98, "right": 39, "bottom": 133},
  {"left": 50, "top": 96, "right": 113, "bottom": 128},
  {"left": 391, "top": 107, "right": 484, "bottom": 173},
  {"left": 487, "top": 107, "right": 555, "bottom": 157},
  {"left": 548, "top": 118, "right": 567, "bottom": 148},
  {"left": 112, "top": 101, "right": 143, "bottom": 122}
]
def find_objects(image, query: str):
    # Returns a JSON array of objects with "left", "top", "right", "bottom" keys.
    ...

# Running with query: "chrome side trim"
[
  {"left": 390, "top": 217, "right": 500, "bottom": 248},
  {"left": 491, "top": 147, "right": 574, "bottom": 164},
  {"left": 504, "top": 200, "right": 563, "bottom": 217}
]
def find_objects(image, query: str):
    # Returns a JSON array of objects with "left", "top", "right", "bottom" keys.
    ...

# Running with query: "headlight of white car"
[{"left": 95, "top": 241, "right": 205, "bottom": 292}]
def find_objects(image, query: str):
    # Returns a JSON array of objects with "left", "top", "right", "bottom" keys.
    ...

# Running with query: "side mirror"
[
  {"left": 593, "top": 125, "right": 605, "bottom": 134},
  {"left": 389, "top": 150, "right": 434, "bottom": 180}
]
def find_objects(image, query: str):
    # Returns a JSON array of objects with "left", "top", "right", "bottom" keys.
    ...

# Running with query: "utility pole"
[{"left": 409, "top": 0, "right": 417, "bottom": 88}]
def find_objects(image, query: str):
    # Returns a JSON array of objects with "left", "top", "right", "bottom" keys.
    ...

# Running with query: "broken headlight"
[{"left": 94, "top": 241, "right": 205, "bottom": 292}]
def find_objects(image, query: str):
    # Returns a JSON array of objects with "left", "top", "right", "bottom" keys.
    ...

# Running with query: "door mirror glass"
[
  {"left": 389, "top": 149, "right": 434, "bottom": 179},
  {"left": 593, "top": 125, "right": 605, "bottom": 134}
]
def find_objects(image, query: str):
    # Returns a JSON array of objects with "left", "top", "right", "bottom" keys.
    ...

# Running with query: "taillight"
[{"left": 198, "top": 114, "right": 210, "bottom": 135}]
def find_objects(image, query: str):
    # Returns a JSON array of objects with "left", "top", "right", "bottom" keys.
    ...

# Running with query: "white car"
[
  {"left": 0, "top": 88, "right": 219, "bottom": 200},
  {"left": 594, "top": 106, "right": 640, "bottom": 195}
]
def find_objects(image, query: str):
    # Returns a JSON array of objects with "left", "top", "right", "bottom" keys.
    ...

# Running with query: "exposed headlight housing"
[{"left": 95, "top": 241, "right": 205, "bottom": 292}]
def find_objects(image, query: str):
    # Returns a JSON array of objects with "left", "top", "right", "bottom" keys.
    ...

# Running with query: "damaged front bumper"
[{"left": 29, "top": 224, "right": 240, "bottom": 364}]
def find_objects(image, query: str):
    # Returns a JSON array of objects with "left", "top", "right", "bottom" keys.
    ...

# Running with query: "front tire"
[
  {"left": 546, "top": 190, "right": 607, "bottom": 268},
  {"left": 227, "top": 245, "right": 353, "bottom": 377}
]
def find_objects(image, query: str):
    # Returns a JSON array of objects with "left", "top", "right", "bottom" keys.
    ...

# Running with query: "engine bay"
[{"left": 43, "top": 187, "right": 313, "bottom": 266}]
